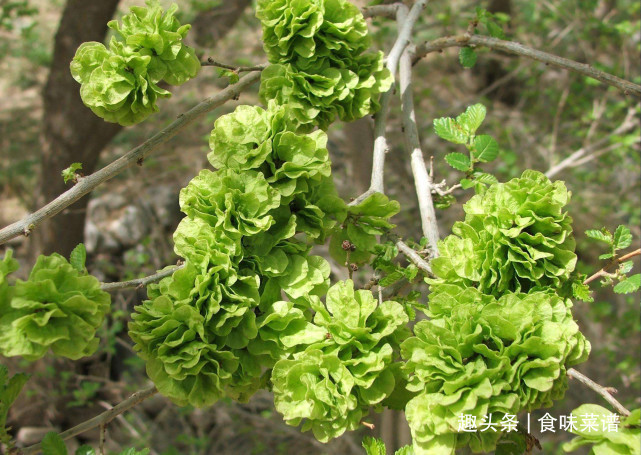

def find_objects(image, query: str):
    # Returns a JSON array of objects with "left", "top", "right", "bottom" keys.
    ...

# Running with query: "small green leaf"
[
  {"left": 445, "top": 152, "right": 471, "bottom": 171},
  {"left": 619, "top": 261, "right": 634, "bottom": 274},
  {"left": 460, "top": 178, "right": 475, "bottom": 189},
  {"left": 613, "top": 274, "right": 640, "bottom": 294},
  {"left": 486, "top": 21, "right": 506, "bottom": 38},
  {"left": 599, "top": 253, "right": 614, "bottom": 260},
  {"left": 472, "top": 172, "right": 499, "bottom": 185},
  {"left": 61, "top": 163, "right": 82, "bottom": 184},
  {"left": 69, "top": 244, "right": 87, "bottom": 274},
  {"left": 585, "top": 229, "right": 613, "bottom": 244},
  {"left": 75, "top": 446, "right": 96, "bottom": 455},
  {"left": 433, "top": 117, "right": 468, "bottom": 144},
  {"left": 362, "top": 436, "right": 386, "bottom": 455},
  {"left": 572, "top": 281, "right": 594, "bottom": 302},
  {"left": 456, "top": 103, "right": 486, "bottom": 134},
  {"left": 41, "top": 432, "right": 68, "bottom": 455},
  {"left": 434, "top": 194, "right": 456, "bottom": 209},
  {"left": 613, "top": 225, "right": 632, "bottom": 250},
  {"left": 217, "top": 68, "right": 239, "bottom": 84},
  {"left": 459, "top": 47, "right": 477, "bottom": 68},
  {"left": 379, "top": 270, "right": 405, "bottom": 287},
  {"left": 472, "top": 135, "right": 499, "bottom": 162}
]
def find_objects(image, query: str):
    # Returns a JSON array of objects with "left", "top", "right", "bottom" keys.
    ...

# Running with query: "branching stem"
[
  {"left": 567, "top": 368, "right": 630, "bottom": 417},
  {"left": 397, "top": 6, "right": 440, "bottom": 256},
  {"left": 201, "top": 58, "right": 268, "bottom": 72},
  {"left": 0, "top": 71, "right": 262, "bottom": 246},
  {"left": 583, "top": 248, "right": 641, "bottom": 285},
  {"left": 412, "top": 34, "right": 641, "bottom": 98},
  {"left": 19, "top": 385, "right": 158, "bottom": 455}
]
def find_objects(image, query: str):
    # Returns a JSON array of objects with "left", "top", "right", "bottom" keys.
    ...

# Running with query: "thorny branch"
[
  {"left": 567, "top": 368, "right": 631, "bottom": 417},
  {"left": 19, "top": 385, "right": 158, "bottom": 455},
  {"left": 0, "top": 71, "right": 262, "bottom": 246},
  {"left": 411, "top": 34, "right": 641, "bottom": 98}
]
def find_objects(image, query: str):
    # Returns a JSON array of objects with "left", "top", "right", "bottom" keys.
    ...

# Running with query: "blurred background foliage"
[{"left": 0, "top": 0, "right": 639, "bottom": 454}]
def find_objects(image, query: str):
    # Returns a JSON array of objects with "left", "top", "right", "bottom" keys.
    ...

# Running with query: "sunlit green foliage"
[{"left": 70, "top": 0, "right": 199, "bottom": 125}]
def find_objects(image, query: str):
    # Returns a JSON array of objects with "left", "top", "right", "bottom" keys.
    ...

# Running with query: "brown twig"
[
  {"left": 583, "top": 248, "right": 641, "bottom": 285},
  {"left": 411, "top": 34, "right": 641, "bottom": 98},
  {"left": 0, "top": 71, "right": 262, "bottom": 246},
  {"left": 362, "top": 4, "right": 402, "bottom": 19},
  {"left": 19, "top": 385, "right": 158, "bottom": 455},
  {"left": 100, "top": 263, "right": 185, "bottom": 292},
  {"left": 201, "top": 58, "right": 268, "bottom": 72},
  {"left": 99, "top": 423, "right": 106, "bottom": 455},
  {"left": 567, "top": 368, "right": 631, "bottom": 417}
]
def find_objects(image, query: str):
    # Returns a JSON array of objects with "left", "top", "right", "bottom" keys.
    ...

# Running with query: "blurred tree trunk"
[
  {"left": 35, "top": 0, "right": 254, "bottom": 258},
  {"left": 36, "top": 0, "right": 122, "bottom": 258},
  {"left": 480, "top": 0, "right": 518, "bottom": 104},
  {"left": 190, "top": 0, "right": 252, "bottom": 49}
]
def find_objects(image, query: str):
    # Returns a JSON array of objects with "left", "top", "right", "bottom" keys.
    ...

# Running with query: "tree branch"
[
  {"left": 362, "top": 3, "right": 401, "bottom": 19},
  {"left": 583, "top": 248, "right": 641, "bottom": 286},
  {"left": 395, "top": 239, "right": 433, "bottom": 276},
  {"left": 411, "top": 34, "right": 641, "bottom": 98},
  {"left": 545, "top": 106, "right": 639, "bottom": 178},
  {"left": 19, "top": 385, "right": 158, "bottom": 455},
  {"left": 100, "top": 263, "right": 185, "bottom": 292},
  {"left": 397, "top": 5, "right": 440, "bottom": 257},
  {"left": 351, "top": 1, "right": 429, "bottom": 205},
  {"left": 567, "top": 368, "right": 630, "bottom": 417},
  {"left": 201, "top": 58, "right": 268, "bottom": 72},
  {"left": 0, "top": 71, "right": 262, "bottom": 246}
]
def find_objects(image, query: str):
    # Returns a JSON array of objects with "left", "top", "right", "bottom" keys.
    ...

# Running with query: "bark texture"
[{"left": 37, "top": 0, "right": 122, "bottom": 257}]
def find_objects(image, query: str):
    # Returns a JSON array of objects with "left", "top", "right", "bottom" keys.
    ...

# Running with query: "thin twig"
[
  {"left": 583, "top": 248, "right": 641, "bottom": 285},
  {"left": 362, "top": 3, "right": 402, "bottom": 19},
  {"left": 0, "top": 71, "right": 262, "bottom": 246},
  {"left": 100, "top": 263, "right": 185, "bottom": 292},
  {"left": 99, "top": 423, "right": 106, "bottom": 455},
  {"left": 19, "top": 385, "right": 158, "bottom": 455},
  {"left": 567, "top": 368, "right": 630, "bottom": 417},
  {"left": 546, "top": 106, "right": 638, "bottom": 178},
  {"left": 397, "top": 5, "right": 440, "bottom": 256},
  {"left": 201, "top": 58, "right": 268, "bottom": 72},
  {"left": 411, "top": 34, "right": 641, "bottom": 98},
  {"left": 395, "top": 240, "right": 433, "bottom": 276},
  {"left": 548, "top": 85, "right": 570, "bottom": 167},
  {"left": 431, "top": 180, "right": 462, "bottom": 196}
]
